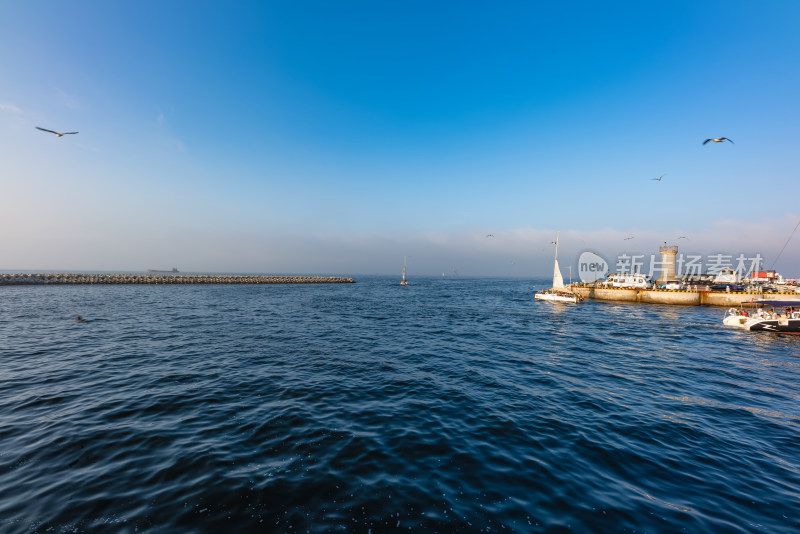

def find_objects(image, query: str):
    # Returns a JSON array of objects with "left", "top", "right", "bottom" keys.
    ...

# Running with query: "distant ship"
[{"left": 147, "top": 268, "right": 179, "bottom": 273}]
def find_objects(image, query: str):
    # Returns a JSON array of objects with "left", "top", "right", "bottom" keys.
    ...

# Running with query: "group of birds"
[
  {"left": 651, "top": 137, "right": 733, "bottom": 182},
  {"left": 35, "top": 126, "right": 732, "bottom": 188},
  {"left": 37, "top": 125, "right": 729, "bottom": 274}
]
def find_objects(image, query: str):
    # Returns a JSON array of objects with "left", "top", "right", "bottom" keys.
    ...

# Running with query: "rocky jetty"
[{"left": 0, "top": 273, "right": 355, "bottom": 285}]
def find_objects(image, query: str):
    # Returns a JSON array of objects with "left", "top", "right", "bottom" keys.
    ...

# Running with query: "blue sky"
[{"left": 2, "top": 1, "right": 799, "bottom": 276}]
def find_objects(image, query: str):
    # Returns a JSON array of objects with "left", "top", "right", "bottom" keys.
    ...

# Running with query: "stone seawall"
[
  {"left": 0, "top": 273, "right": 355, "bottom": 285},
  {"left": 572, "top": 286, "right": 798, "bottom": 307}
]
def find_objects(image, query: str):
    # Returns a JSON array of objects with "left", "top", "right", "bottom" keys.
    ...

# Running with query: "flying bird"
[
  {"left": 486, "top": 234, "right": 494, "bottom": 238},
  {"left": 71, "top": 314, "right": 85, "bottom": 323},
  {"left": 651, "top": 174, "right": 666, "bottom": 181},
  {"left": 624, "top": 236, "right": 634, "bottom": 240},
  {"left": 678, "top": 236, "right": 689, "bottom": 240},
  {"left": 703, "top": 137, "right": 733, "bottom": 145},
  {"left": 36, "top": 127, "right": 78, "bottom": 137}
]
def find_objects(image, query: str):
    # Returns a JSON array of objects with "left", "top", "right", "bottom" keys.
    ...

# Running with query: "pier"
[
  {"left": 572, "top": 286, "right": 798, "bottom": 307},
  {"left": 571, "top": 242, "right": 799, "bottom": 306},
  {"left": 0, "top": 273, "right": 355, "bottom": 286}
]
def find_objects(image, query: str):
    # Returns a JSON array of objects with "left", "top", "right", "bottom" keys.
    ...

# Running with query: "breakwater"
[
  {"left": 572, "top": 286, "right": 798, "bottom": 306},
  {"left": 0, "top": 273, "right": 355, "bottom": 285}
]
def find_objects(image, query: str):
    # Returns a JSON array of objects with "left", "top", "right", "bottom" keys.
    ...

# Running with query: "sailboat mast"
[
  {"left": 551, "top": 231, "right": 565, "bottom": 289},
  {"left": 554, "top": 231, "right": 560, "bottom": 263}
]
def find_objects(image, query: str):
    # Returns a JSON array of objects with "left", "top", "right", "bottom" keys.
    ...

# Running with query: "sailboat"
[
  {"left": 400, "top": 256, "right": 408, "bottom": 286},
  {"left": 534, "top": 232, "right": 582, "bottom": 303}
]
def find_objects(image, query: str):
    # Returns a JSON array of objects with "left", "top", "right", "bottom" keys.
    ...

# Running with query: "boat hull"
[
  {"left": 535, "top": 291, "right": 581, "bottom": 303},
  {"left": 723, "top": 312, "right": 800, "bottom": 333},
  {"left": 745, "top": 318, "right": 800, "bottom": 333}
]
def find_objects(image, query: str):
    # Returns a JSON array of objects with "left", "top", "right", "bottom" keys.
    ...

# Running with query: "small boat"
[
  {"left": 535, "top": 232, "right": 582, "bottom": 303},
  {"left": 400, "top": 256, "right": 408, "bottom": 286},
  {"left": 147, "top": 268, "right": 179, "bottom": 273},
  {"left": 535, "top": 288, "right": 582, "bottom": 303},
  {"left": 723, "top": 299, "right": 800, "bottom": 333}
]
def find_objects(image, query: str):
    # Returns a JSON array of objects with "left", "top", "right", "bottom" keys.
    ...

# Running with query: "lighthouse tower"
[{"left": 658, "top": 245, "right": 678, "bottom": 283}]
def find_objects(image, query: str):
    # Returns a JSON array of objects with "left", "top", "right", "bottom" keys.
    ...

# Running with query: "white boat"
[
  {"left": 400, "top": 256, "right": 408, "bottom": 286},
  {"left": 535, "top": 232, "right": 582, "bottom": 303},
  {"left": 723, "top": 300, "right": 800, "bottom": 333}
]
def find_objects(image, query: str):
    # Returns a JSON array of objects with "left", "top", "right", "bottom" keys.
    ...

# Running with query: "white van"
[{"left": 604, "top": 273, "right": 653, "bottom": 289}]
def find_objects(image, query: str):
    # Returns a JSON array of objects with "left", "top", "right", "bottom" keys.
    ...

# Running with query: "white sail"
[{"left": 553, "top": 258, "right": 565, "bottom": 288}]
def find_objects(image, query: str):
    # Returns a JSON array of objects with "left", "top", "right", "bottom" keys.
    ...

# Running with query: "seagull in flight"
[
  {"left": 651, "top": 174, "right": 666, "bottom": 181},
  {"left": 678, "top": 236, "right": 689, "bottom": 240},
  {"left": 703, "top": 137, "right": 733, "bottom": 145},
  {"left": 486, "top": 234, "right": 494, "bottom": 238},
  {"left": 36, "top": 127, "right": 78, "bottom": 137},
  {"left": 624, "top": 236, "right": 634, "bottom": 240}
]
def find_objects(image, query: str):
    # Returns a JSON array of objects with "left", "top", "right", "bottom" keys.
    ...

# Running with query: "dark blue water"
[{"left": 1, "top": 277, "right": 798, "bottom": 533}]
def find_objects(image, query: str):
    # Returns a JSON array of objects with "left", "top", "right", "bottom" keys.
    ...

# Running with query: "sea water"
[{"left": 1, "top": 276, "right": 798, "bottom": 532}]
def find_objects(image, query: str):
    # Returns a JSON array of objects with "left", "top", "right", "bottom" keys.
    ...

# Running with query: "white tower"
[{"left": 658, "top": 245, "right": 678, "bottom": 283}]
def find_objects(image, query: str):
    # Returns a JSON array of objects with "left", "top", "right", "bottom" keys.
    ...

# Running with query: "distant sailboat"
[
  {"left": 400, "top": 256, "right": 408, "bottom": 286},
  {"left": 534, "top": 232, "right": 582, "bottom": 303}
]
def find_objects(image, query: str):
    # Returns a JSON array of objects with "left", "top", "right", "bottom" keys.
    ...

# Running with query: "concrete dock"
[
  {"left": 0, "top": 273, "right": 355, "bottom": 285},
  {"left": 571, "top": 285, "right": 799, "bottom": 307},
  {"left": 571, "top": 242, "right": 800, "bottom": 307}
]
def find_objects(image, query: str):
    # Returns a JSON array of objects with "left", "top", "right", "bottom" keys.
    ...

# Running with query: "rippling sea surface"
[{"left": 1, "top": 276, "right": 799, "bottom": 533}]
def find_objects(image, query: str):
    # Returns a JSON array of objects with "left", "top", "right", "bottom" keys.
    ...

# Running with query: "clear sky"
[{"left": 2, "top": 1, "right": 799, "bottom": 277}]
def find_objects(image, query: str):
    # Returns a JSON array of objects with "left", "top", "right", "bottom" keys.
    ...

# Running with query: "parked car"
[
  {"left": 661, "top": 282, "right": 684, "bottom": 290},
  {"left": 710, "top": 283, "right": 744, "bottom": 292}
]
